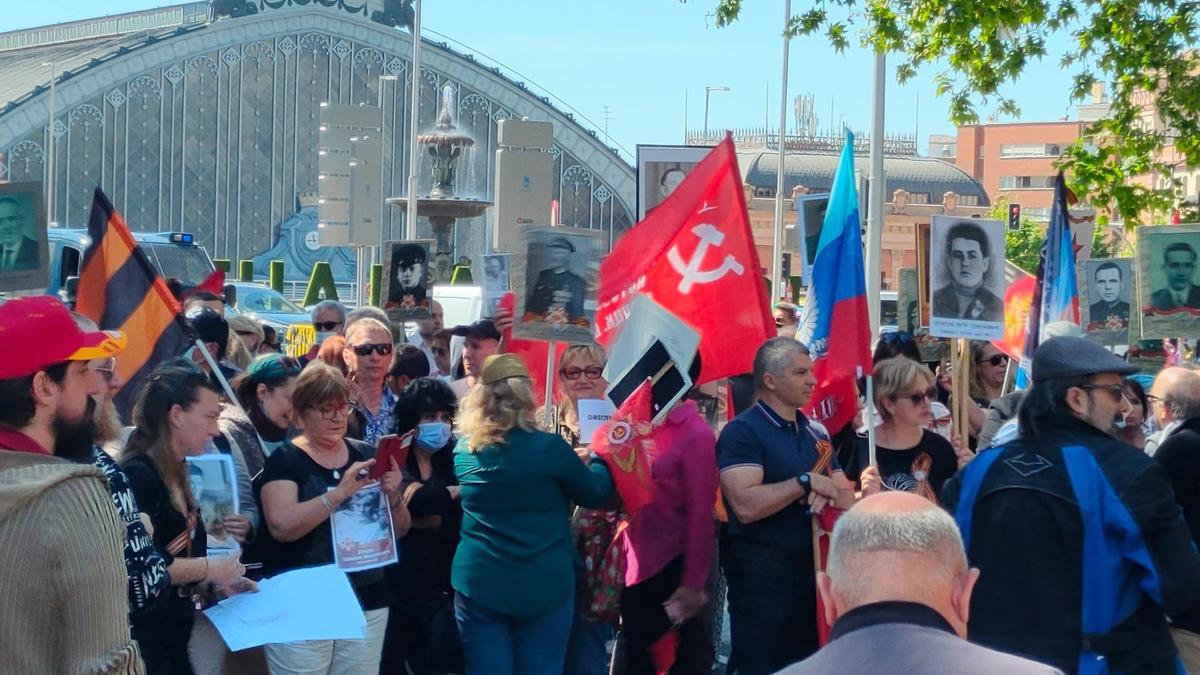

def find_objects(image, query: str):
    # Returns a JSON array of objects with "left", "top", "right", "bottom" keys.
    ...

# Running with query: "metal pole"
[
  {"left": 683, "top": 89, "right": 688, "bottom": 143},
  {"left": 770, "top": 0, "right": 792, "bottom": 300},
  {"left": 865, "top": 51, "right": 886, "bottom": 338},
  {"left": 542, "top": 339, "right": 558, "bottom": 429},
  {"left": 405, "top": 0, "right": 423, "bottom": 240},
  {"left": 704, "top": 89, "right": 711, "bottom": 139},
  {"left": 44, "top": 62, "right": 56, "bottom": 226}
]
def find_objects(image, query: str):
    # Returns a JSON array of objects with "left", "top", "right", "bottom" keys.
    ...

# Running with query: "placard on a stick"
[
  {"left": 1078, "top": 257, "right": 1133, "bottom": 346},
  {"left": 928, "top": 216, "right": 1006, "bottom": 341},
  {"left": 381, "top": 239, "right": 434, "bottom": 323},
  {"left": 1136, "top": 224, "right": 1200, "bottom": 340},
  {"left": 513, "top": 227, "right": 601, "bottom": 343}
]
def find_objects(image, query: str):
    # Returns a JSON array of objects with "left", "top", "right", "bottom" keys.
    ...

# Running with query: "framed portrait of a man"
[
  {"left": 0, "top": 182, "right": 48, "bottom": 293},
  {"left": 897, "top": 267, "right": 920, "bottom": 333},
  {"left": 928, "top": 216, "right": 1006, "bottom": 340},
  {"left": 381, "top": 239, "right": 434, "bottom": 322},
  {"left": 185, "top": 455, "right": 239, "bottom": 558},
  {"left": 1137, "top": 224, "right": 1200, "bottom": 339},
  {"left": 515, "top": 227, "right": 601, "bottom": 343},
  {"left": 1078, "top": 257, "right": 1133, "bottom": 345},
  {"left": 479, "top": 253, "right": 510, "bottom": 317},
  {"left": 636, "top": 145, "right": 711, "bottom": 221}
]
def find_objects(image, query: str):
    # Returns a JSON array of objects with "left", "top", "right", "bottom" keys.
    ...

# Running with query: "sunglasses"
[
  {"left": 350, "top": 342, "right": 393, "bottom": 357},
  {"left": 978, "top": 354, "right": 1009, "bottom": 367},
  {"left": 561, "top": 365, "right": 604, "bottom": 380},
  {"left": 314, "top": 321, "right": 343, "bottom": 332},
  {"left": 892, "top": 388, "right": 936, "bottom": 405}
]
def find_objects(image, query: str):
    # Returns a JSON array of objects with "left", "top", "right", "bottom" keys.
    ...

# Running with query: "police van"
[{"left": 45, "top": 229, "right": 215, "bottom": 301}]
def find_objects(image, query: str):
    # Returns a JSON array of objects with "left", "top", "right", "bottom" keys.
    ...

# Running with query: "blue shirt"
[{"left": 715, "top": 401, "right": 839, "bottom": 553}]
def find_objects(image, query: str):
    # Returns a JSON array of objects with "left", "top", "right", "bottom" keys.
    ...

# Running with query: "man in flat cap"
[
  {"left": 942, "top": 336, "right": 1200, "bottom": 674},
  {"left": 525, "top": 236, "right": 587, "bottom": 325}
]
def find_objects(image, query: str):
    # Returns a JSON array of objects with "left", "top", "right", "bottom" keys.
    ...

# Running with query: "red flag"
[
  {"left": 994, "top": 272, "right": 1036, "bottom": 360},
  {"left": 189, "top": 268, "right": 226, "bottom": 298},
  {"left": 596, "top": 135, "right": 772, "bottom": 383},
  {"left": 590, "top": 379, "right": 655, "bottom": 515},
  {"left": 496, "top": 292, "right": 567, "bottom": 408}
]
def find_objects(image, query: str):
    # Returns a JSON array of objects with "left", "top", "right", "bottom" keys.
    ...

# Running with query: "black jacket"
[
  {"left": 943, "top": 417, "right": 1200, "bottom": 674},
  {"left": 1154, "top": 416, "right": 1200, "bottom": 633}
]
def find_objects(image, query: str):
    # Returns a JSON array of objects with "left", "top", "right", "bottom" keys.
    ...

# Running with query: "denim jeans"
[
  {"left": 454, "top": 592, "right": 574, "bottom": 675},
  {"left": 723, "top": 538, "right": 818, "bottom": 675},
  {"left": 565, "top": 612, "right": 615, "bottom": 675}
]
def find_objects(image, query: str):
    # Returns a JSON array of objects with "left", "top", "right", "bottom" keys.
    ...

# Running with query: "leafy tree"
[
  {"left": 990, "top": 198, "right": 1120, "bottom": 275},
  {"left": 705, "top": 0, "right": 1200, "bottom": 226}
]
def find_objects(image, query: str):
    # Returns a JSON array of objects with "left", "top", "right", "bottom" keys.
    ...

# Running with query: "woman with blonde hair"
[
  {"left": 120, "top": 360, "right": 250, "bottom": 674},
  {"left": 453, "top": 354, "right": 614, "bottom": 675},
  {"left": 844, "top": 357, "right": 959, "bottom": 504}
]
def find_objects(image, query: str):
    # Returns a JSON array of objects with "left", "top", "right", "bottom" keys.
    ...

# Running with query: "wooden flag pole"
[{"left": 542, "top": 339, "right": 558, "bottom": 429}]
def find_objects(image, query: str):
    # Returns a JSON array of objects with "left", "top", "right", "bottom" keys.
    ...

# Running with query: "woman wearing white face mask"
[{"left": 380, "top": 377, "right": 464, "bottom": 675}]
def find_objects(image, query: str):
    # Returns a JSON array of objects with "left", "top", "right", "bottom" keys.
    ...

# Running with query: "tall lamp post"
[
  {"left": 703, "top": 85, "right": 729, "bottom": 139},
  {"left": 405, "top": 0, "right": 423, "bottom": 240},
  {"left": 42, "top": 61, "right": 56, "bottom": 227},
  {"left": 770, "top": 0, "right": 792, "bottom": 298}
]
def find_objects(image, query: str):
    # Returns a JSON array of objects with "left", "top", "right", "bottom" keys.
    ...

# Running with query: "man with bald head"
[
  {"left": 1146, "top": 367, "right": 1200, "bottom": 456},
  {"left": 781, "top": 492, "right": 1059, "bottom": 674}
]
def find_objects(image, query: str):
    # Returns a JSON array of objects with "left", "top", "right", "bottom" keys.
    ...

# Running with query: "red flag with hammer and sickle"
[{"left": 595, "top": 134, "right": 773, "bottom": 384}]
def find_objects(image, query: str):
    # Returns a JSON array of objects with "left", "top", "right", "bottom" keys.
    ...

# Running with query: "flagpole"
[
  {"left": 405, "top": 0, "right": 423, "bottom": 241},
  {"left": 543, "top": 339, "right": 558, "bottom": 429},
  {"left": 865, "top": 51, "right": 886, "bottom": 337},
  {"left": 770, "top": 0, "right": 792, "bottom": 299}
]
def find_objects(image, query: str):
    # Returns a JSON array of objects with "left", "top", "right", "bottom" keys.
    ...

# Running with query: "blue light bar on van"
[{"left": 170, "top": 232, "right": 194, "bottom": 245}]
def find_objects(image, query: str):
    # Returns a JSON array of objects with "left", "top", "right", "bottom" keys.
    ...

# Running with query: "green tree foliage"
[
  {"left": 705, "top": 0, "right": 1200, "bottom": 226},
  {"left": 990, "top": 198, "right": 1119, "bottom": 275}
]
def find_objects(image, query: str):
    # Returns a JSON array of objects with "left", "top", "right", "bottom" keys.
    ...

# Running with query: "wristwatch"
[{"left": 796, "top": 472, "right": 812, "bottom": 498}]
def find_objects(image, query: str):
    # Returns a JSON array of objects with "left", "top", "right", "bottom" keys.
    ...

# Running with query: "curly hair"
[
  {"left": 455, "top": 376, "right": 538, "bottom": 452},
  {"left": 393, "top": 377, "right": 457, "bottom": 435}
]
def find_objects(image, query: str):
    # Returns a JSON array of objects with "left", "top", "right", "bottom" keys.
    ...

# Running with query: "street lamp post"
[
  {"left": 42, "top": 61, "right": 56, "bottom": 226},
  {"left": 770, "top": 0, "right": 792, "bottom": 299},
  {"left": 405, "top": 0, "right": 423, "bottom": 241},
  {"left": 703, "top": 85, "right": 729, "bottom": 139}
]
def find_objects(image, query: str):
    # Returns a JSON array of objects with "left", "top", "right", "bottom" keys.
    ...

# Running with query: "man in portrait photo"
[
  {"left": 931, "top": 221, "right": 1004, "bottom": 322},
  {"left": 0, "top": 195, "right": 38, "bottom": 273},
  {"left": 659, "top": 166, "right": 686, "bottom": 202},
  {"left": 1150, "top": 241, "right": 1200, "bottom": 310},
  {"left": 484, "top": 255, "right": 508, "bottom": 291},
  {"left": 525, "top": 236, "right": 586, "bottom": 323},
  {"left": 1089, "top": 261, "right": 1130, "bottom": 327},
  {"left": 386, "top": 243, "right": 428, "bottom": 309}
]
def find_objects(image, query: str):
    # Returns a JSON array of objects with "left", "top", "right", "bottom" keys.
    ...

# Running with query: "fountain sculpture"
[{"left": 387, "top": 84, "right": 491, "bottom": 279}]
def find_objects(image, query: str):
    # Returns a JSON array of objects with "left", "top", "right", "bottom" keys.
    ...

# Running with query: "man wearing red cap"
[{"left": 0, "top": 296, "right": 144, "bottom": 674}]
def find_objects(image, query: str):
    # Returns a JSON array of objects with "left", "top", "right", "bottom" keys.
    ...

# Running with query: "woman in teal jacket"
[{"left": 452, "top": 354, "right": 614, "bottom": 675}]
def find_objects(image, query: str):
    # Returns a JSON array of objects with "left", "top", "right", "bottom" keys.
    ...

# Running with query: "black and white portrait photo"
[
  {"left": 331, "top": 483, "right": 397, "bottom": 572},
  {"left": 382, "top": 239, "right": 433, "bottom": 322},
  {"left": 515, "top": 227, "right": 600, "bottom": 343},
  {"left": 1079, "top": 258, "right": 1133, "bottom": 344},
  {"left": 481, "top": 253, "right": 510, "bottom": 319},
  {"left": 1137, "top": 225, "right": 1200, "bottom": 339},
  {"left": 185, "top": 455, "right": 239, "bottom": 556},
  {"left": 0, "top": 182, "right": 47, "bottom": 293},
  {"left": 929, "top": 216, "right": 1006, "bottom": 341},
  {"left": 636, "top": 145, "right": 710, "bottom": 220}
]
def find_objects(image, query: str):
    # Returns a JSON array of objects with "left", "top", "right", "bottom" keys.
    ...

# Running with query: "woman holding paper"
[
  {"left": 453, "top": 354, "right": 614, "bottom": 675},
  {"left": 380, "top": 377, "right": 464, "bottom": 674},
  {"left": 121, "top": 361, "right": 251, "bottom": 674},
  {"left": 258, "top": 362, "right": 410, "bottom": 674}
]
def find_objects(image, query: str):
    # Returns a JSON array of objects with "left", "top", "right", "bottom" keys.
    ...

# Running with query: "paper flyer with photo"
[
  {"left": 187, "top": 454, "right": 240, "bottom": 558},
  {"left": 330, "top": 483, "right": 397, "bottom": 573}
]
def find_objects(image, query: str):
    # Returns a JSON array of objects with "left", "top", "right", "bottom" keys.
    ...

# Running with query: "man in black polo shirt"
[{"left": 716, "top": 337, "right": 856, "bottom": 674}]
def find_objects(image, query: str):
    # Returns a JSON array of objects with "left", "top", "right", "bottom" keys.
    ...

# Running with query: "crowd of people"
[{"left": 5, "top": 287, "right": 1200, "bottom": 675}]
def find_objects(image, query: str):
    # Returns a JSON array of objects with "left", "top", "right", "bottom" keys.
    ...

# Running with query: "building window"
[
  {"left": 958, "top": 194, "right": 980, "bottom": 206},
  {"left": 999, "top": 143, "right": 1065, "bottom": 158},
  {"left": 908, "top": 192, "right": 930, "bottom": 204},
  {"left": 1000, "top": 175, "right": 1054, "bottom": 189}
]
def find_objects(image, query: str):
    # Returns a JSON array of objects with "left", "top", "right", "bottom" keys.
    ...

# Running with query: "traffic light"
[
  {"left": 782, "top": 252, "right": 792, "bottom": 278},
  {"left": 1007, "top": 203, "right": 1021, "bottom": 230}
]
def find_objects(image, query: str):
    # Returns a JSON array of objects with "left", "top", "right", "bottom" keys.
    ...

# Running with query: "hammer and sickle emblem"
[{"left": 667, "top": 223, "right": 745, "bottom": 294}]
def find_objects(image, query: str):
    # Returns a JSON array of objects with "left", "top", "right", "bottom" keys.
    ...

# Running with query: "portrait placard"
[
  {"left": 1137, "top": 224, "right": 1200, "bottom": 339},
  {"left": 1078, "top": 257, "right": 1133, "bottom": 345},
  {"left": 514, "top": 227, "right": 601, "bottom": 343},
  {"left": 636, "top": 145, "right": 711, "bottom": 221},
  {"left": 793, "top": 194, "right": 830, "bottom": 285},
  {"left": 381, "top": 239, "right": 434, "bottom": 323},
  {"left": 897, "top": 267, "right": 920, "bottom": 333},
  {"left": 0, "top": 182, "right": 48, "bottom": 293},
  {"left": 186, "top": 454, "right": 239, "bottom": 558},
  {"left": 480, "top": 253, "right": 511, "bottom": 318},
  {"left": 330, "top": 483, "right": 397, "bottom": 573},
  {"left": 928, "top": 216, "right": 1006, "bottom": 340}
]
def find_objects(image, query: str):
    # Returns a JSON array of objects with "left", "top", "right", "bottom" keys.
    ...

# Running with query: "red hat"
[{"left": 0, "top": 296, "right": 127, "bottom": 379}]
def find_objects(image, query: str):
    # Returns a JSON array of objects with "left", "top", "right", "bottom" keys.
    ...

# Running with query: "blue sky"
[{"left": 2, "top": 1, "right": 1087, "bottom": 161}]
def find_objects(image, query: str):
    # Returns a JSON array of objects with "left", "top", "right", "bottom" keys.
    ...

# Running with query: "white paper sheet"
[
  {"left": 576, "top": 398, "right": 616, "bottom": 444},
  {"left": 204, "top": 564, "right": 366, "bottom": 651}
]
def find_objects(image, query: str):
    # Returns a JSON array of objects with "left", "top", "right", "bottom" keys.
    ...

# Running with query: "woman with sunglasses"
[
  {"left": 873, "top": 331, "right": 954, "bottom": 440},
  {"left": 342, "top": 318, "right": 397, "bottom": 446},
  {"left": 259, "top": 362, "right": 410, "bottom": 673},
  {"left": 845, "top": 357, "right": 959, "bottom": 504},
  {"left": 121, "top": 361, "right": 251, "bottom": 674},
  {"left": 380, "top": 377, "right": 464, "bottom": 675}
]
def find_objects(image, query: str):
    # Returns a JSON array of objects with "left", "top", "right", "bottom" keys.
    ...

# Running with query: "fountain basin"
[{"left": 386, "top": 197, "right": 492, "bottom": 221}]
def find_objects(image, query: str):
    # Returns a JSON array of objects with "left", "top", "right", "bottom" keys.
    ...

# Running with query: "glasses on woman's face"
[
  {"left": 893, "top": 388, "right": 936, "bottom": 406},
  {"left": 978, "top": 354, "right": 1009, "bottom": 367},
  {"left": 318, "top": 402, "right": 356, "bottom": 420},
  {"left": 561, "top": 365, "right": 604, "bottom": 381},
  {"left": 350, "top": 342, "right": 393, "bottom": 357}
]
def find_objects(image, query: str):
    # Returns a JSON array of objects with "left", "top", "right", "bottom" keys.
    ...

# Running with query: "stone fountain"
[{"left": 387, "top": 84, "right": 491, "bottom": 279}]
